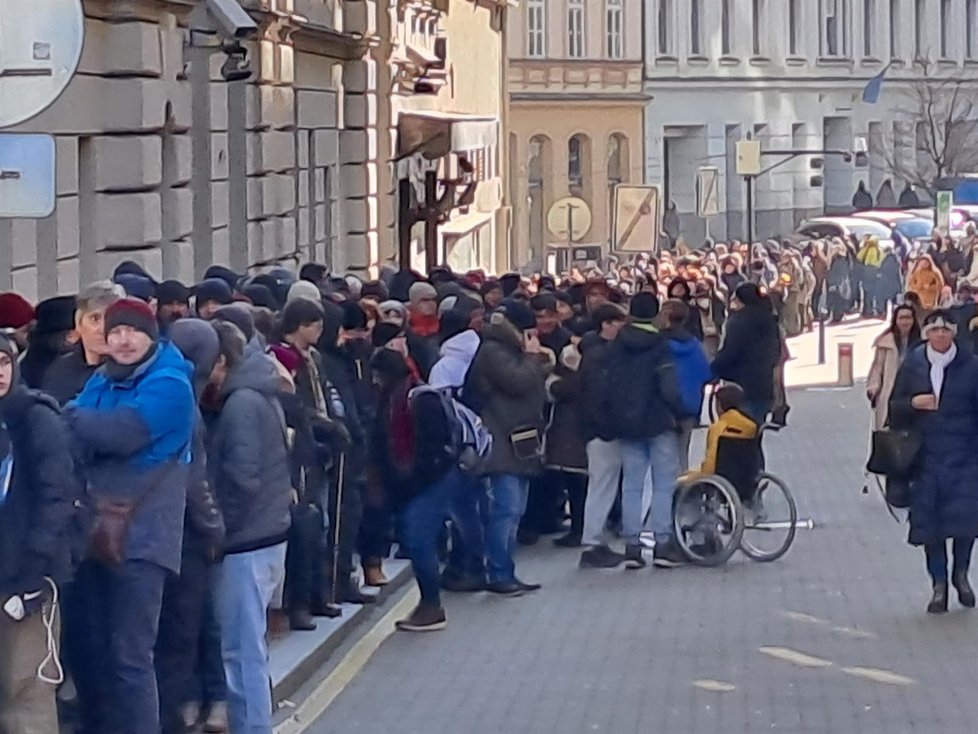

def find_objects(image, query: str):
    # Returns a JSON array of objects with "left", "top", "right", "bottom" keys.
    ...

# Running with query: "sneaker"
[
  {"left": 486, "top": 581, "right": 525, "bottom": 597},
  {"left": 624, "top": 544, "right": 647, "bottom": 570},
  {"left": 515, "top": 578, "right": 542, "bottom": 592},
  {"left": 579, "top": 545, "right": 626, "bottom": 569},
  {"left": 202, "top": 701, "right": 228, "bottom": 733},
  {"left": 362, "top": 562, "right": 389, "bottom": 587},
  {"left": 653, "top": 539, "right": 686, "bottom": 568},
  {"left": 395, "top": 604, "right": 447, "bottom": 632}
]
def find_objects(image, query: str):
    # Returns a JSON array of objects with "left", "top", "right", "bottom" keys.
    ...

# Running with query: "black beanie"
[
  {"left": 241, "top": 284, "right": 278, "bottom": 311},
  {"left": 499, "top": 273, "right": 521, "bottom": 297},
  {"left": 204, "top": 265, "right": 241, "bottom": 292},
  {"left": 105, "top": 297, "right": 159, "bottom": 340},
  {"left": 195, "top": 278, "right": 233, "bottom": 309},
  {"left": 498, "top": 299, "right": 537, "bottom": 331},
  {"left": 340, "top": 300, "right": 368, "bottom": 330},
  {"left": 281, "top": 297, "right": 325, "bottom": 335},
  {"left": 372, "top": 322, "right": 403, "bottom": 348},
  {"left": 156, "top": 279, "right": 191, "bottom": 305},
  {"left": 630, "top": 292, "right": 660, "bottom": 322},
  {"left": 439, "top": 309, "right": 470, "bottom": 344},
  {"left": 33, "top": 296, "right": 77, "bottom": 335}
]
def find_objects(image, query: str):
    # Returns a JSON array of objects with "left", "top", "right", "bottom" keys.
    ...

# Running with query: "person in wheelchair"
[{"left": 700, "top": 384, "right": 761, "bottom": 508}]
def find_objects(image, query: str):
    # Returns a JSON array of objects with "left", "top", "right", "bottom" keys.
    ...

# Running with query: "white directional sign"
[
  {"left": 0, "top": 133, "right": 55, "bottom": 217},
  {"left": 0, "top": 0, "right": 85, "bottom": 128},
  {"left": 696, "top": 166, "right": 720, "bottom": 217}
]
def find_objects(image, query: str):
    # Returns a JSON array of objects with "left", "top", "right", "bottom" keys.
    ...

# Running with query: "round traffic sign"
[
  {"left": 0, "top": 0, "right": 85, "bottom": 128},
  {"left": 547, "top": 196, "right": 591, "bottom": 242}
]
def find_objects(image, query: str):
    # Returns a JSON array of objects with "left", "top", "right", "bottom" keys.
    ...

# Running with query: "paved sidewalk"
[{"left": 306, "top": 386, "right": 978, "bottom": 734}]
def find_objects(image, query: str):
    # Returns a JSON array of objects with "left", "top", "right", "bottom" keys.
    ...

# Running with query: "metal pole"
[
  {"left": 326, "top": 451, "right": 347, "bottom": 616},
  {"left": 745, "top": 176, "right": 754, "bottom": 244},
  {"left": 818, "top": 317, "right": 826, "bottom": 365}
]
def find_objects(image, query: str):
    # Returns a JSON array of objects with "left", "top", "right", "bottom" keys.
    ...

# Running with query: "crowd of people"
[{"left": 9, "top": 215, "right": 978, "bottom": 734}]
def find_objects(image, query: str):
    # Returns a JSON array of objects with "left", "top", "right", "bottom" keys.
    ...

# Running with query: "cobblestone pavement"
[{"left": 308, "top": 386, "right": 978, "bottom": 734}]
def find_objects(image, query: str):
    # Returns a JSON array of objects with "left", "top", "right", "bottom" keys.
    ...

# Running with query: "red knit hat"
[
  {"left": 104, "top": 297, "right": 159, "bottom": 339},
  {"left": 0, "top": 292, "right": 35, "bottom": 329}
]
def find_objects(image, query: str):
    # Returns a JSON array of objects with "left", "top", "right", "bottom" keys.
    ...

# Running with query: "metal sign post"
[{"left": 936, "top": 190, "right": 953, "bottom": 233}]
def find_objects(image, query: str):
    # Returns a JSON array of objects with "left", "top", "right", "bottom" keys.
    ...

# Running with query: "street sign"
[
  {"left": 936, "top": 190, "right": 953, "bottom": 233},
  {"left": 735, "top": 139, "right": 762, "bottom": 176},
  {"left": 0, "top": 133, "right": 55, "bottom": 217},
  {"left": 547, "top": 196, "right": 591, "bottom": 243},
  {"left": 0, "top": 0, "right": 85, "bottom": 128},
  {"left": 613, "top": 184, "right": 660, "bottom": 252},
  {"left": 696, "top": 166, "right": 720, "bottom": 217}
]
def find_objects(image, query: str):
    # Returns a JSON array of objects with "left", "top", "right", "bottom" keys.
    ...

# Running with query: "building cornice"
[{"left": 510, "top": 92, "right": 651, "bottom": 102}]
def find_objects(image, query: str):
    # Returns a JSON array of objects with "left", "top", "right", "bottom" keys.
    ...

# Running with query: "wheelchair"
[{"left": 673, "top": 422, "right": 801, "bottom": 566}]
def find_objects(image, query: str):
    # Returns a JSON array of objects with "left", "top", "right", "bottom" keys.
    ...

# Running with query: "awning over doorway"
[{"left": 395, "top": 111, "right": 498, "bottom": 161}]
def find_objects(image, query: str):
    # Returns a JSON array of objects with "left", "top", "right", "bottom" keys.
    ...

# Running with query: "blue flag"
[{"left": 862, "top": 68, "right": 887, "bottom": 104}]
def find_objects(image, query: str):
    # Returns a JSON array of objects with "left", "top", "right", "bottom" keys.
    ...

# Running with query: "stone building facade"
[
  {"left": 506, "top": 0, "right": 646, "bottom": 268},
  {"left": 645, "top": 0, "right": 978, "bottom": 244}
]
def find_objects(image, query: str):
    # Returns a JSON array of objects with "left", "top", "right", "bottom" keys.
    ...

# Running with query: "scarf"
[
  {"left": 104, "top": 343, "right": 158, "bottom": 382},
  {"left": 409, "top": 310, "right": 439, "bottom": 338},
  {"left": 926, "top": 343, "right": 957, "bottom": 402}
]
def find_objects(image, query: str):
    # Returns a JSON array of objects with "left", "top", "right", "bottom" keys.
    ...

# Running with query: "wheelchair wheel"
[
  {"left": 739, "top": 472, "right": 798, "bottom": 563},
  {"left": 673, "top": 475, "right": 744, "bottom": 567}
]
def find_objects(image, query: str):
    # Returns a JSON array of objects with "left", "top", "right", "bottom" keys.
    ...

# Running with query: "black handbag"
[{"left": 866, "top": 428, "right": 921, "bottom": 477}]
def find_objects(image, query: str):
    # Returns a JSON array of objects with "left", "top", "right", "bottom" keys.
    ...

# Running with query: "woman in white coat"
[{"left": 867, "top": 304, "right": 921, "bottom": 429}]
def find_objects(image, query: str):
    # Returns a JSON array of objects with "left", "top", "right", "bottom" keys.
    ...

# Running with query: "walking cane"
[{"left": 324, "top": 451, "right": 346, "bottom": 617}]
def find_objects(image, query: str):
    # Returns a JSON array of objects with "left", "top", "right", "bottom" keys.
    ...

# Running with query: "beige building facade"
[
  {"left": 0, "top": 0, "right": 509, "bottom": 302},
  {"left": 507, "top": 0, "right": 646, "bottom": 270}
]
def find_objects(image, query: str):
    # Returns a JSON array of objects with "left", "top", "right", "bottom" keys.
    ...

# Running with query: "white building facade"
[{"left": 645, "top": 0, "right": 978, "bottom": 244}]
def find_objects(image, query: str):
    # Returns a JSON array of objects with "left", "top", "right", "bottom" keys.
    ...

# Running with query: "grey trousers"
[
  {"left": 582, "top": 439, "right": 623, "bottom": 547},
  {"left": 0, "top": 606, "right": 59, "bottom": 734}
]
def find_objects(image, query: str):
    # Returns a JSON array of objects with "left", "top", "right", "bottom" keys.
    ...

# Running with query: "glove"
[{"left": 3, "top": 588, "right": 45, "bottom": 620}]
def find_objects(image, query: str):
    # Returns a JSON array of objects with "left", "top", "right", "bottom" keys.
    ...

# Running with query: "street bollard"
[
  {"left": 837, "top": 342, "right": 854, "bottom": 387},
  {"left": 817, "top": 318, "right": 826, "bottom": 365}
]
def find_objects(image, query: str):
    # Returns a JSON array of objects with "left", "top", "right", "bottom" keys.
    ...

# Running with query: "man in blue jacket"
[{"left": 65, "top": 297, "right": 195, "bottom": 734}]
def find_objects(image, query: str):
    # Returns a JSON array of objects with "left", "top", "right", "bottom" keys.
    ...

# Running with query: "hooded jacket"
[
  {"left": 428, "top": 329, "right": 480, "bottom": 389},
  {"left": 206, "top": 348, "right": 292, "bottom": 554},
  {"left": 601, "top": 323, "right": 683, "bottom": 440},
  {"left": 68, "top": 340, "right": 195, "bottom": 573},
  {"left": 665, "top": 328, "right": 712, "bottom": 418},
  {"left": 0, "top": 385, "right": 79, "bottom": 595},
  {"left": 465, "top": 320, "right": 549, "bottom": 476},
  {"left": 712, "top": 304, "right": 782, "bottom": 405}
]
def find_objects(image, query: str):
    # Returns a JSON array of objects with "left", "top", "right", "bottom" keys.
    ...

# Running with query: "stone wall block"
[
  {"left": 339, "top": 129, "right": 373, "bottom": 165},
  {"left": 93, "top": 136, "right": 162, "bottom": 192},
  {"left": 55, "top": 198, "right": 81, "bottom": 260},
  {"left": 295, "top": 53, "right": 336, "bottom": 89},
  {"left": 297, "top": 90, "right": 338, "bottom": 129},
  {"left": 11, "top": 268, "right": 38, "bottom": 304},
  {"left": 313, "top": 129, "right": 339, "bottom": 165},
  {"left": 164, "top": 188, "right": 195, "bottom": 239},
  {"left": 210, "top": 83, "right": 230, "bottom": 132},
  {"left": 95, "top": 192, "right": 162, "bottom": 249},
  {"left": 78, "top": 20, "right": 162, "bottom": 78},
  {"left": 57, "top": 259, "right": 80, "bottom": 295},
  {"left": 168, "top": 136, "right": 193, "bottom": 186},
  {"left": 56, "top": 137, "right": 79, "bottom": 196},
  {"left": 212, "top": 134, "right": 230, "bottom": 180},
  {"left": 212, "top": 228, "right": 231, "bottom": 266},
  {"left": 12, "top": 220, "right": 37, "bottom": 270},
  {"left": 342, "top": 60, "right": 375, "bottom": 94},
  {"left": 211, "top": 181, "right": 230, "bottom": 228},
  {"left": 162, "top": 239, "right": 195, "bottom": 283}
]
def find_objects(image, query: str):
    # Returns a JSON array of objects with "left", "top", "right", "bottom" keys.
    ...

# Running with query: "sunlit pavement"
[{"left": 304, "top": 384, "right": 978, "bottom": 734}]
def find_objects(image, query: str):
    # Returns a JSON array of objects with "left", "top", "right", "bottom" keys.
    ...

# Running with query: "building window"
[
  {"left": 527, "top": 0, "right": 545, "bottom": 58},
  {"left": 568, "top": 0, "right": 585, "bottom": 58},
  {"left": 890, "top": 0, "right": 900, "bottom": 58},
  {"left": 752, "top": 0, "right": 765, "bottom": 55},
  {"left": 568, "top": 135, "right": 584, "bottom": 186},
  {"left": 915, "top": 0, "right": 925, "bottom": 58},
  {"left": 788, "top": 0, "right": 802, "bottom": 55},
  {"left": 657, "top": 0, "right": 673, "bottom": 55},
  {"left": 690, "top": 0, "right": 703, "bottom": 55},
  {"left": 606, "top": 0, "right": 623, "bottom": 58},
  {"left": 863, "top": 0, "right": 875, "bottom": 57},
  {"left": 821, "top": 0, "right": 849, "bottom": 57},
  {"left": 721, "top": 0, "right": 732, "bottom": 55},
  {"left": 969, "top": 0, "right": 978, "bottom": 59},
  {"left": 940, "top": 0, "right": 952, "bottom": 58},
  {"left": 607, "top": 134, "right": 628, "bottom": 185}
]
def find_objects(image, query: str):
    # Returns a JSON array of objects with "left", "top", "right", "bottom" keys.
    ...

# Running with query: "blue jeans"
[
  {"left": 486, "top": 474, "right": 530, "bottom": 584},
  {"left": 215, "top": 543, "right": 287, "bottom": 734},
  {"left": 621, "top": 433, "right": 681, "bottom": 545},
  {"left": 69, "top": 559, "right": 168, "bottom": 734},
  {"left": 445, "top": 473, "right": 487, "bottom": 581},
  {"left": 398, "top": 469, "right": 460, "bottom": 607}
]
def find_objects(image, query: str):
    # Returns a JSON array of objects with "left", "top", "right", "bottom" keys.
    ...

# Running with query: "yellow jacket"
[
  {"left": 701, "top": 409, "right": 758, "bottom": 475},
  {"left": 856, "top": 243, "right": 883, "bottom": 268}
]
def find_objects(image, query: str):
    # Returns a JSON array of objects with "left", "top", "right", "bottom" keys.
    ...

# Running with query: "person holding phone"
[{"left": 889, "top": 310, "right": 978, "bottom": 614}]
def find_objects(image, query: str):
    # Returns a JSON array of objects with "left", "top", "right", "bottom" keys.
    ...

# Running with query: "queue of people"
[{"left": 0, "top": 250, "right": 788, "bottom": 734}]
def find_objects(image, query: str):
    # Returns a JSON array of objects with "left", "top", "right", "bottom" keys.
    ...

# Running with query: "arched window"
[
  {"left": 568, "top": 135, "right": 584, "bottom": 185},
  {"left": 607, "top": 133, "right": 629, "bottom": 185}
]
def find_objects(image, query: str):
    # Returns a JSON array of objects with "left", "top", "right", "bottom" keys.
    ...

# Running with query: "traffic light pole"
[{"left": 743, "top": 148, "right": 855, "bottom": 244}]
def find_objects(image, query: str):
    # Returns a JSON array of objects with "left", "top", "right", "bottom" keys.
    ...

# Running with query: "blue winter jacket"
[
  {"left": 666, "top": 329, "right": 712, "bottom": 419},
  {"left": 67, "top": 341, "right": 195, "bottom": 573}
]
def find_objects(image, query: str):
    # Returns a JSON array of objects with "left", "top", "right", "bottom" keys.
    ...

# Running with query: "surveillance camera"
[{"left": 206, "top": 0, "right": 258, "bottom": 39}]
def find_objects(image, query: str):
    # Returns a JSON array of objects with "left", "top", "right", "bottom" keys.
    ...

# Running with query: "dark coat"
[
  {"left": 712, "top": 304, "right": 781, "bottom": 405},
  {"left": 206, "top": 349, "right": 292, "bottom": 555},
  {"left": 890, "top": 345, "right": 978, "bottom": 545},
  {"left": 602, "top": 324, "right": 684, "bottom": 441},
  {"left": 545, "top": 358, "right": 587, "bottom": 472},
  {"left": 68, "top": 341, "right": 196, "bottom": 574},
  {"left": 0, "top": 388, "right": 79, "bottom": 595},
  {"left": 42, "top": 346, "right": 100, "bottom": 406},
  {"left": 465, "top": 321, "right": 549, "bottom": 477},
  {"left": 877, "top": 253, "right": 904, "bottom": 304},
  {"left": 577, "top": 333, "right": 614, "bottom": 443}
]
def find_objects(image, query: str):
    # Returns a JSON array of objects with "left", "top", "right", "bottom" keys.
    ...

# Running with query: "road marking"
[
  {"left": 781, "top": 610, "right": 828, "bottom": 626},
  {"left": 758, "top": 646, "right": 833, "bottom": 668},
  {"left": 693, "top": 679, "right": 737, "bottom": 692},
  {"left": 842, "top": 667, "right": 916, "bottom": 686},
  {"left": 832, "top": 625, "right": 877, "bottom": 640},
  {"left": 274, "top": 588, "right": 420, "bottom": 734}
]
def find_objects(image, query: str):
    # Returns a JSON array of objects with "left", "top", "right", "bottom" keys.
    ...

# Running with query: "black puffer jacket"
[
  {"left": 465, "top": 321, "right": 549, "bottom": 477},
  {"left": 712, "top": 304, "right": 782, "bottom": 404},
  {"left": 578, "top": 333, "right": 614, "bottom": 442},
  {"left": 207, "top": 350, "right": 292, "bottom": 555},
  {"left": 0, "top": 387, "right": 79, "bottom": 595},
  {"left": 42, "top": 346, "right": 100, "bottom": 406}
]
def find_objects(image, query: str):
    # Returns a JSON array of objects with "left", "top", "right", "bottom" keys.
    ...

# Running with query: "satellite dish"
[
  {"left": 0, "top": 0, "right": 85, "bottom": 128},
  {"left": 547, "top": 196, "right": 591, "bottom": 242}
]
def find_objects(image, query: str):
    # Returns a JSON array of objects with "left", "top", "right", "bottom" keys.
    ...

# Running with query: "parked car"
[
  {"left": 794, "top": 216, "right": 894, "bottom": 248},
  {"left": 852, "top": 210, "right": 934, "bottom": 246},
  {"left": 905, "top": 207, "right": 973, "bottom": 236}
]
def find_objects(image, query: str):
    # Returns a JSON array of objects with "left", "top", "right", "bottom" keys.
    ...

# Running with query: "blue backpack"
[{"left": 409, "top": 385, "right": 493, "bottom": 475}]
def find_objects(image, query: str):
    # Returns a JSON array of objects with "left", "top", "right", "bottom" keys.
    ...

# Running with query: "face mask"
[{"left": 696, "top": 298, "right": 710, "bottom": 309}]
